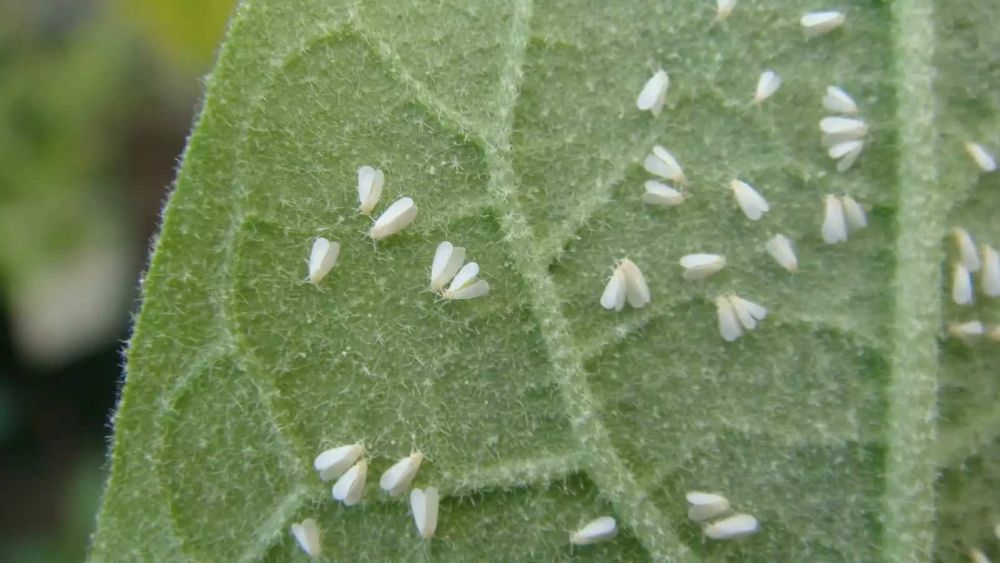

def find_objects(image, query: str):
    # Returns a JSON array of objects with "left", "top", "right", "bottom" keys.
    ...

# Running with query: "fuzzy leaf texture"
[{"left": 91, "top": 0, "right": 1000, "bottom": 561}]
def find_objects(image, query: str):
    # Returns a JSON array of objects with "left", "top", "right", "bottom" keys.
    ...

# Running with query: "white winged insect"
[
  {"left": 800, "top": 11, "right": 845, "bottom": 36},
  {"left": 380, "top": 451, "right": 424, "bottom": 497},
  {"left": 410, "top": 487, "right": 439, "bottom": 540},
  {"left": 357, "top": 165, "right": 385, "bottom": 214},
  {"left": 430, "top": 241, "right": 466, "bottom": 291},
  {"left": 370, "top": 197, "right": 417, "bottom": 240},
  {"left": 730, "top": 180, "right": 769, "bottom": 220},
  {"left": 643, "top": 145, "right": 686, "bottom": 184},
  {"left": 686, "top": 492, "right": 730, "bottom": 522},
  {"left": 290, "top": 518, "right": 322, "bottom": 557},
  {"left": 332, "top": 459, "right": 368, "bottom": 506},
  {"left": 308, "top": 238, "right": 340, "bottom": 284},
  {"left": 314, "top": 443, "right": 365, "bottom": 482},
  {"left": 570, "top": 516, "right": 617, "bottom": 545},
  {"left": 636, "top": 70, "right": 670, "bottom": 116},
  {"left": 680, "top": 254, "right": 726, "bottom": 280}
]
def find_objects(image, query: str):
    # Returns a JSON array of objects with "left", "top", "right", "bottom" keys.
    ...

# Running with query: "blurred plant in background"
[{"left": 0, "top": 0, "right": 232, "bottom": 560}]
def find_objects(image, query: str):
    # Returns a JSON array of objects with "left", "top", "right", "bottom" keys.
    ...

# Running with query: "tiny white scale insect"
[
  {"left": 357, "top": 165, "right": 385, "bottom": 214},
  {"left": 642, "top": 181, "right": 685, "bottom": 207},
  {"left": 290, "top": 518, "right": 322, "bottom": 557},
  {"left": 981, "top": 244, "right": 1000, "bottom": 297},
  {"left": 314, "top": 443, "right": 366, "bottom": 482},
  {"left": 715, "top": 295, "right": 742, "bottom": 342},
  {"left": 822, "top": 86, "right": 858, "bottom": 114},
  {"left": 821, "top": 195, "right": 848, "bottom": 244},
  {"left": 969, "top": 547, "right": 991, "bottom": 563},
  {"left": 569, "top": 516, "right": 617, "bottom": 545},
  {"left": 600, "top": 267, "right": 627, "bottom": 312},
  {"left": 753, "top": 70, "right": 781, "bottom": 104},
  {"left": 828, "top": 140, "right": 864, "bottom": 172},
  {"left": 430, "top": 241, "right": 466, "bottom": 291},
  {"left": 765, "top": 234, "right": 798, "bottom": 272},
  {"left": 442, "top": 262, "right": 490, "bottom": 300},
  {"left": 716, "top": 0, "right": 736, "bottom": 20},
  {"left": 680, "top": 254, "right": 726, "bottom": 280},
  {"left": 370, "top": 197, "right": 417, "bottom": 240},
  {"left": 308, "top": 238, "right": 340, "bottom": 284},
  {"left": 704, "top": 513, "right": 759, "bottom": 540},
  {"left": 332, "top": 459, "right": 368, "bottom": 506},
  {"left": 730, "top": 295, "right": 767, "bottom": 331},
  {"left": 644, "top": 145, "right": 686, "bottom": 184},
  {"left": 380, "top": 451, "right": 424, "bottom": 497},
  {"left": 686, "top": 492, "right": 731, "bottom": 522},
  {"left": 730, "top": 180, "right": 770, "bottom": 220},
  {"left": 800, "top": 11, "right": 845, "bottom": 36},
  {"left": 948, "top": 320, "right": 984, "bottom": 339},
  {"left": 820, "top": 117, "right": 868, "bottom": 140},
  {"left": 636, "top": 70, "right": 670, "bottom": 116},
  {"left": 965, "top": 141, "right": 998, "bottom": 172},
  {"left": 953, "top": 228, "right": 981, "bottom": 272},
  {"left": 841, "top": 196, "right": 868, "bottom": 230},
  {"left": 952, "top": 263, "right": 974, "bottom": 306},
  {"left": 410, "top": 487, "right": 439, "bottom": 540},
  {"left": 619, "top": 259, "right": 651, "bottom": 308}
]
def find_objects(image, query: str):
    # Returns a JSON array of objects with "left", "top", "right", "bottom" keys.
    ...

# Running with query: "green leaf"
[{"left": 91, "top": 0, "right": 1000, "bottom": 561}]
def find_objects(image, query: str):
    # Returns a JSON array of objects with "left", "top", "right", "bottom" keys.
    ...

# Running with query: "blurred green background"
[{"left": 0, "top": 0, "right": 234, "bottom": 560}]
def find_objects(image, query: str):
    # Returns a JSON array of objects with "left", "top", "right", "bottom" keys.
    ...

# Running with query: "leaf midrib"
[{"left": 883, "top": 0, "right": 942, "bottom": 559}]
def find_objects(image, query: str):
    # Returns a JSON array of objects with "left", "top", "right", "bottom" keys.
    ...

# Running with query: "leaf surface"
[{"left": 92, "top": 0, "right": 1000, "bottom": 561}]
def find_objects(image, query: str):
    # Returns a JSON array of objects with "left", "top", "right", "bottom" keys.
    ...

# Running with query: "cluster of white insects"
[
  {"left": 947, "top": 227, "right": 1000, "bottom": 343},
  {"left": 308, "top": 166, "right": 489, "bottom": 300},
  {"left": 567, "top": 490, "right": 761, "bottom": 547},
  {"left": 686, "top": 492, "right": 759, "bottom": 540},
  {"left": 626, "top": 11, "right": 870, "bottom": 342},
  {"left": 290, "top": 444, "right": 434, "bottom": 556},
  {"left": 287, "top": 0, "right": 1000, "bottom": 557}
]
